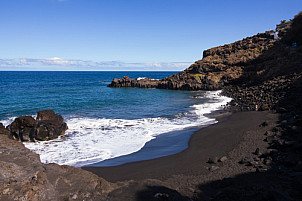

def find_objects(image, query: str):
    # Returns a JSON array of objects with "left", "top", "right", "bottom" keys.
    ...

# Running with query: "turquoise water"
[{"left": 0, "top": 71, "right": 231, "bottom": 166}]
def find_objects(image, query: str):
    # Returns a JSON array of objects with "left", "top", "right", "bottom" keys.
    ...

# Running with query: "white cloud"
[
  {"left": 19, "top": 58, "right": 28, "bottom": 64},
  {"left": 0, "top": 57, "right": 191, "bottom": 71},
  {"left": 40, "top": 57, "right": 74, "bottom": 65}
]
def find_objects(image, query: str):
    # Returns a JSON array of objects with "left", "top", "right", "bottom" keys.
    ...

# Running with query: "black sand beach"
[{"left": 83, "top": 111, "right": 278, "bottom": 183}]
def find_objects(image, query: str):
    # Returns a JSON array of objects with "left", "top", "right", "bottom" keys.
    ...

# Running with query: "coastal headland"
[{"left": 1, "top": 12, "right": 302, "bottom": 200}]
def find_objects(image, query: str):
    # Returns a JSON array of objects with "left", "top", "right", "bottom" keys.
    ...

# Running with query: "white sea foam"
[
  {"left": 20, "top": 90, "right": 231, "bottom": 167},
  {"left": 192, "top": 91, "right": 232, "bottom": 116},
  {"left": 137, "top": 77, "right": 159, "bottom": 81},
  {"left": 1, "top": 117, "right": 16, "bottom": 126},
  {"left": 1, "top": 115, "right": 37, "bottom": 126}
]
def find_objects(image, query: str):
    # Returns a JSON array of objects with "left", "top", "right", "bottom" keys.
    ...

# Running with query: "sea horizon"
[{"left": 0, "top": 70, "right": 182, "bottom": 72}]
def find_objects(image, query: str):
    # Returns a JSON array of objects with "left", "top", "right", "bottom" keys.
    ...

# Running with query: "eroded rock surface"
[{"left": 0, "top": 135, "right": 114, "bottom": 201}]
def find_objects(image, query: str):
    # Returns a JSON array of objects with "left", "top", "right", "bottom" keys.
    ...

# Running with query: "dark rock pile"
[
  {"left": 1, "top": 110, "right": 68, "bottom": 142},
  {"left": 223, "top": 73, "right": 302, "bottom": 111}
]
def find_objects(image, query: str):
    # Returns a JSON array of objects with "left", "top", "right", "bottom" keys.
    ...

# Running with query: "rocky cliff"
[
  {"left": 108, "top": 33, "right": 276, "bottom": 90},
  {"left": 223, "top": 12, "right": 302, "bottom": 112},
  {"left": 159, "top": 32, "right": 275, "bottom": 90}
]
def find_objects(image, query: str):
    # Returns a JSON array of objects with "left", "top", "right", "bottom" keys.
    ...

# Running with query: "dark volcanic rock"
[
  {"left": 0, "top": 123, "right": 10, "bottom": 135},
  {"left": 10, "top": 116, "right": 36, "bottom": 141},
  {"left": 9, "top": 110, "right": 68, "bottom": 142},
  {"left": 35, "top": 110, "right": 68, "bottom": 141},
  {"left": 108, "top": 76, "right": 160, "bottom": 88},
  {"left": 132, "top": 78, "right": 160, "bottom": 88},
  {"left": 37, "top": 110, "right": 64, "bottom": 123},
  {"left": 108, "top": 76, "right": 133, "bottom": 87},
  {"left": 254, "top": 148, "right": 260, "bottom": 155},
  {"left": 239, "top": 157, "right": 254, "bottom": 165},
  {"left": 207, "top": 157, "right": 218, "bottom": 164},
  {"left": 0, "top": 135, "right": 113, "bottom": 201},
  {"left": 34, "top": 120, "right": 68, "bottom": 141}
]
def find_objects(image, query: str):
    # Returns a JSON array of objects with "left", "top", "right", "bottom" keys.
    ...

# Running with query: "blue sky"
[{"left": 0, "top": 0, "right": 301, "bottom": 71}]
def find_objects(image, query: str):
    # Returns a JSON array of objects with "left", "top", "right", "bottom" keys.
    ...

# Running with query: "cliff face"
[
  {"left": 108, "top": 34, "right": 276, "bottom": 90},
  {"left": 160, "top": 33, "right": 275, "bottom": 90},
  {"left": 223, "top": 12, "right": 302, "bottom": 112}
]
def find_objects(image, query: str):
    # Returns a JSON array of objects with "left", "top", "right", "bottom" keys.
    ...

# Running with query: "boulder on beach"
[
  {"left": 37, "top": 110, "right": 64, "bottom": 122},
  {"left": 9, "top": 110, "right": 68, "bottom": 142},
  {"left": 35, "top": 110, "right": 68, "bottom": 141}
]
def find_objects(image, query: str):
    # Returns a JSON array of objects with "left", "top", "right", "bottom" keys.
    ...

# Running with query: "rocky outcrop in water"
[
  {"left": 108, "top": 76, "right": 160, "bottom": 88},
  {"left": 6, "top": 110, "right": 68, "bottom": 142}
]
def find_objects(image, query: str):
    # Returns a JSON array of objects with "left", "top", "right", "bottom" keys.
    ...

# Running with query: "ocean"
[{"left": 0, "top": 71, "right": 232, "bottom": 167}]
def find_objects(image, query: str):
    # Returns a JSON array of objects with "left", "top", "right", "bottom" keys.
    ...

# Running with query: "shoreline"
[
  {"left": 83, "top": 111, "right": 278, "bottom": 183},
  {"left": 85, "top": 109, "right": 232, "bottom": 167},
  {"left": 0, "top": 89, "right": 231, "bottom": 168}
]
